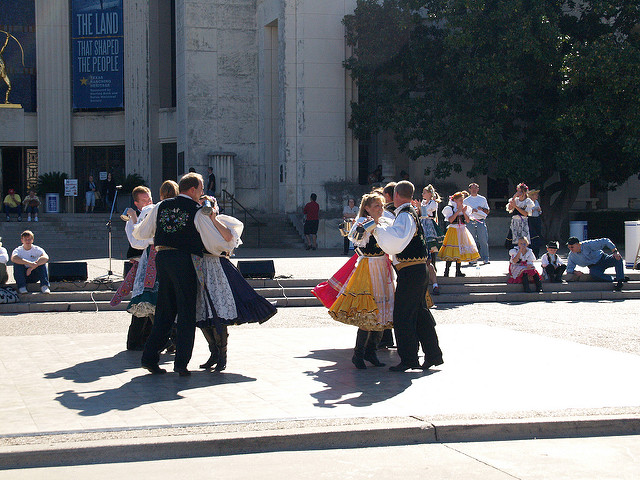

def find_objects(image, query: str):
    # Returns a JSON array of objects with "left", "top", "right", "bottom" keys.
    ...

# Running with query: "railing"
[{"left": 221, "top": 189, "right": 265, "bottom": 247}]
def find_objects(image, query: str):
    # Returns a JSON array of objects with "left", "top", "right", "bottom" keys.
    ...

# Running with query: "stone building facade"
[{"left": 1, "top": 0, "right": 639, "bottom": 215}]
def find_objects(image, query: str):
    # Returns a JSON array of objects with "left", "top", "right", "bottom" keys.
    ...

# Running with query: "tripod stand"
[{"left": 95, "top": 186, "right": 123, "bottom": 281}]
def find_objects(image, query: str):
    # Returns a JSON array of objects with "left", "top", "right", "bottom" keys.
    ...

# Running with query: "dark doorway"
[
  {"left": 1, "top": 147, "right": 24, "bottom": 197},
  {"left": 74, "top": 146, "right": 125, "bottom": 211}
]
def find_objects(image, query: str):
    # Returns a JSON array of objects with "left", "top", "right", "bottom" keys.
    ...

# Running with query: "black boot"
[
  {"left": 213, "top": 326, "right": 228, "bottom": 371},
  {"left": 554, "top": 265, "right": 566, "bottom": 283},
  {"left": 455, "top": 262, "right": 465, "bottom": 277},
  {"left": 363, "top": 331, "right": 385, "bottom": 367},
  {"left": 430, "top": 252, "right": 438, "bottom": 272},
  {"left": 522, "top": 275, "right": 531, "bottom": 293},
  {"left": 352, "top": 329, "right": 368, "bottom": 369},
  {"left": 444, "top": 261, "right": 451, "bottom": 277},
  {"left": 199, "top": 326, "right": 219, "bottom": 369},
  {"left": 534, "top": 273, "right": 543, "bottom": 292}
]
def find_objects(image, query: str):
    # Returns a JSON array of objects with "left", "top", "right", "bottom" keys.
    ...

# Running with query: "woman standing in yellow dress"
[
  {"left": 328, "top": 192, "right": 395, "bottom": 369},
  {"left": 439, "top": 191, "right": 480, "bottom": 276}
]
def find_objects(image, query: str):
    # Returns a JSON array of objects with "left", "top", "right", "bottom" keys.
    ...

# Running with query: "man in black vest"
[
  {"left": 134, "top": 173, "right": 207, "bottom": 376},
  {"left": 371, "top": 181, "right": 443, "bottom": 372}
]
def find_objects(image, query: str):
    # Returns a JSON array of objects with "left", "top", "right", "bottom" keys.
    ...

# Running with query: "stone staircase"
[
  {"left": 2, "top": 273, "right": 639, "bottom": 314},
  {"left": 0, "top": 214, "right": 130, "bottom": 261},
  {"left": 234, "top": 214, "right": 304, "bottom": 249}
]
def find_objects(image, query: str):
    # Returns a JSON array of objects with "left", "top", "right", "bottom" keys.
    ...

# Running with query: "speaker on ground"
[
  {"left": 237, "top": 260, "right": 275, "bottom": 279},
  {"left": 48, "top": 262, "right": 88, "bottom": 282}
]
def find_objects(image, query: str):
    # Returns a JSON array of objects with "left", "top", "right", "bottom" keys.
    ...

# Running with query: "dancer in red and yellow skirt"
[
  {"left": 315, "top": 192, "right": 395, "bottom": 369},
  {"left": 438, "top": 191, "right": 480, "bottom": 277}
]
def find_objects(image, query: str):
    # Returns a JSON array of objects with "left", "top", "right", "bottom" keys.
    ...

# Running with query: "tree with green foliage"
[{"left": 344, "top": 0, "right": 640, "bottom": 239}]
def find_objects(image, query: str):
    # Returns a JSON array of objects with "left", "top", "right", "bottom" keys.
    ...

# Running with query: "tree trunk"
[{"left": 540, "top": 180, "right": 581, "bottom": 242}]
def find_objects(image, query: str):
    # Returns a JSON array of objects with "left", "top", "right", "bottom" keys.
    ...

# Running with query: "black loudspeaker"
[
  {"left": 237, "top": 260, "right": 275, "bottom": 279},
  {"left": 48, "top": 262, "right": 88, "bottom": 282}
]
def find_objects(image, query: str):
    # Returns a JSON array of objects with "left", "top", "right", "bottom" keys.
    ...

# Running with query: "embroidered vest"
[
  {"left": 396, "top": 205, "right": 428, "bottom": 265},
  {"left": 356, "top": 233, "right": 385, "bottom": 257},
  {"left": 154, "top": 196, "right": 204, "bottom": 256}
]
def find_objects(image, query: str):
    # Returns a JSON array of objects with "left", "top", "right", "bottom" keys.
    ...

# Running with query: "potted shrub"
[
  {"left": 36, "top": 172, "right": 69, "bottom": 213},
  {"left": 116, "top": 173, "right": 147, "bottom": 212}
]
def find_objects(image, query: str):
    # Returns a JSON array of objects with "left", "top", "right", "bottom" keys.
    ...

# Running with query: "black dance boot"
[
  {"left": 444, "top": 261, "right": 451, "bottom": 277},
  {"left": 199, "top": 326, "right": 219, "bottom": 369},
  {"left": 352, "top": 329, "right": 368, "bottom": 369},
  {"left": 213, "top": 326, "right": 228, "bottom": 371},
  {"left": 430, "top": 252, "right": 438, "bottom": 272},
  {"left": 522, "top": 275, "right": 532, "bottom": 293},
  {"left": 363, "top": 331, "right": 385, "bottom": 367},
  {"left": 455, "top": 262, "right": 465, "bottom": 277},
  {"left": 534, "top": 274, "right": 543, "bottom": 292}
]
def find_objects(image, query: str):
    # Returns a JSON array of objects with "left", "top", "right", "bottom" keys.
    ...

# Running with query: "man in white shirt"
[
  {"left": 0, "top": 236, "right": 9, "bottom": 285},
  {"left": 463, "top": 183, "right": 490, "bottom": 264},
  {"left": 371, "top": 181, "right": 443, "bottom": 372},
  {"left": 11, "top": 230, "right": 50, "bottom": 294}
]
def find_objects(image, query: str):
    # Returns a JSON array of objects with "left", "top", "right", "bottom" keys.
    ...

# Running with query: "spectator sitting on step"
[
  {"left": 0, "top": 236, "right": 8, "bottom": 285},
  {"left": 540, "top": 241, "right": 566, "bottom": 283},
  {"left": 566, "top": 236, "right": 629, "bottom": 291},
  {"left": 10, "top": 230, "right": 50, "bottom": 294},
  {"left": 22, "top": 190, "right": 40, "bottom": 222},
  {"left": 3, "top": 188, "right": 22, "bottom": 222}
]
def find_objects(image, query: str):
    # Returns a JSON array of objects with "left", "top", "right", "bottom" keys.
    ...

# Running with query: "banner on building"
[{"left": 71, "top": 0, "right": 124, "bottom": 109}]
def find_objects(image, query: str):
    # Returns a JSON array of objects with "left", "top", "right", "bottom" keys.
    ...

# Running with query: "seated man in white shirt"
[
  {"left": 0, "top": 236, "right": 9, "bottom": 285},
  {"left": 11, "top": 230, "right": 50, "bottom": 294}
]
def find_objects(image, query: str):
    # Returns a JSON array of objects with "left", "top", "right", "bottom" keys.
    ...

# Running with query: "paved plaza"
[{"left": 1, "top": 249, "right": 639, "bottom": 470}]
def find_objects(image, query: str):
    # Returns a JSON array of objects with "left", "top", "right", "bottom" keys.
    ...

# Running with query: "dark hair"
[
  {"left": 383, "top": 182, "right": 397, "bottom": 198},
  {"left": 179, "top": 172, "right": 203, "bottom": 192},
  {"left": 310, "top": 193, "right": 317, "bottom": 201}
]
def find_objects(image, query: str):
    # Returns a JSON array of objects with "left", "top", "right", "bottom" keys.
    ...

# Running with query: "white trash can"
[
  {"left": 45, "top": 193, "right": 60, "bottom": 213},
  {"left": 569, "top": 220, "right": 588, "bottom": 241},
  {"left": 624, "top": 220, "right": 640, "bottom": 268}
]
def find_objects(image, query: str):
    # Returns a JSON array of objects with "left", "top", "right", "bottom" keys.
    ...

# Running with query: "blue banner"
[{"left": 71, "top": 0, "right": 124, "bottom": 109}]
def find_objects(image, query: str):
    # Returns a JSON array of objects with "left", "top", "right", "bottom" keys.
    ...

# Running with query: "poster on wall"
[{"left": 71, "top": 0, "right": 124, "bottom": 109}]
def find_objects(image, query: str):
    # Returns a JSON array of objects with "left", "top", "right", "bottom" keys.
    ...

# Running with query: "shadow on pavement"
[
  {"left": 47, "top": 352, "right": 256, "bottom": 416},
  {"left": 300, "top": 348, "right": 435, "bottom": 409}
]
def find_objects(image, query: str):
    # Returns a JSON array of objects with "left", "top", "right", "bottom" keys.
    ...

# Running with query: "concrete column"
[
  {"left": 35, "top": 0, "right": 73, "bottom": 175},
  {"left": 124, "top": 0, "right": 161, "bottom": 192}
]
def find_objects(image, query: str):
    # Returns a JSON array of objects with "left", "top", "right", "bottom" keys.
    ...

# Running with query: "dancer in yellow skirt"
[
  {"left": 439, "top": 191, "right": 480, "bottom": 276},
  {"left": 328, "top": 192, "right": 395, "bottom": 369}
]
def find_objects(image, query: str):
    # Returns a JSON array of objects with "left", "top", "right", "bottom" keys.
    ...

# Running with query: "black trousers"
[
  {"left": 126, "top": 315, "right": 153, "bottom": 350},
  {"left": 141, "top": 250, "right": 198, "bottom": 369},
  {"left": 393, "top": 264, "right": 443, "bottom": 366}
]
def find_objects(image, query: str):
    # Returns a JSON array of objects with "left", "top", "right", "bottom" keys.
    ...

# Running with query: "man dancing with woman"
[{"left": 370, "top": 181, "right": 444, "bottom": 372}]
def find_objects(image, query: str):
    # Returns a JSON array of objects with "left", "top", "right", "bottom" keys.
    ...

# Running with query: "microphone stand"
[{"left": 95, "top": 186, "right": 123, "bottom": 282}]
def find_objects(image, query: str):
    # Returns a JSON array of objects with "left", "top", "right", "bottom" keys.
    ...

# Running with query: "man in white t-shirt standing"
[
  {"left": 463, "top": 183, "right": 490, "bottom": 264},
  {"left": 10, "top": 230, "right": 50, "bottom": 294}
]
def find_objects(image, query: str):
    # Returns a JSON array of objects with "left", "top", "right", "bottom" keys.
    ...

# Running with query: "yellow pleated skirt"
[{"left": 438, "top": 224, "right": 480, "bottom": 262}]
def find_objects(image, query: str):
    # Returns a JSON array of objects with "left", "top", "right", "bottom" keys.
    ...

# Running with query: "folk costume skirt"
[
  {"left": 312, "top": 253, "right": 359, "bottom": 308},
  {"left": 193, "top": 255, "right": 277, "bottom": 328},
  {"left": 328, "top": 255, "right": 394, "bottom": 331},
  {"left": 438, "top": 224, "right": 480, "bottom": 262}
]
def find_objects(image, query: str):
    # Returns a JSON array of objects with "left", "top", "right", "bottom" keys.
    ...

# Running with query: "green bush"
[
  {"left": 36, "top": 172, "right": 69, "bottom": 196},
  {"left": 120, "top": 173, "right": 147, "bottom": 193}
]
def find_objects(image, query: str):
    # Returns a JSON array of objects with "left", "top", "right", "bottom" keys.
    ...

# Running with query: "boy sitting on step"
[{"left": 540, "top": 241, "right": 566, "bottom": 283}]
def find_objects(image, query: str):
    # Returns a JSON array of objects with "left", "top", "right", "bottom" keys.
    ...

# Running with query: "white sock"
[{"left": 432, "top": 283, "right": 439, "bottom": 288}]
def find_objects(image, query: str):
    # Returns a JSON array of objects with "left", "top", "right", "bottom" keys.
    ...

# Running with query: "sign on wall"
[{"left": 71, "top": 0, "right": 124, "bottom": 109}]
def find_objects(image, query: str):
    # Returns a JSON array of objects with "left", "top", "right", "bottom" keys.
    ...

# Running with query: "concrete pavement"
[{"left": 1, "top": 248, "right": 639, "bottom": 469}]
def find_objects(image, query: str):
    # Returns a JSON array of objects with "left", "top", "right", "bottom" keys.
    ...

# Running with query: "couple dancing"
[
  {"left": 132, "top": 173, "right": 276, "bottom": 376},
  {"left": 316, "top": 181, "right": 443, "bottom": 372}
]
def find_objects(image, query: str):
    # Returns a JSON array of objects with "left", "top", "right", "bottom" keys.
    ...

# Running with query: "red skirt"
[{"left": 312, "top": 254, "right": 359, "bottom": 308}]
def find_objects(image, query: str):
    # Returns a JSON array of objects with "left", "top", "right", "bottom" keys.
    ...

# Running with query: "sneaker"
[
  {"left": 27, "top": 216, "right": 31, "bottom": 222},
  {"left": 41, "top": 286, "right": 51, "bottom": 294},
  {"left": 18, "top": 287, "right": 27, "bottom": 294},
  {"left": 34, "top": 216, "right": 38, "bottom": 222}
]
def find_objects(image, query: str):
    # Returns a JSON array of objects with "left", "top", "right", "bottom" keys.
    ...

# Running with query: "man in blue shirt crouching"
[{"left": 566, "top": 236, "right": 629, "bottom": 291}]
